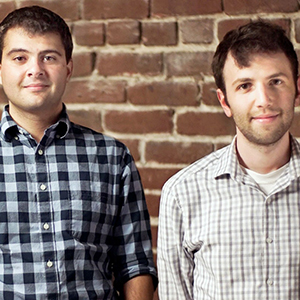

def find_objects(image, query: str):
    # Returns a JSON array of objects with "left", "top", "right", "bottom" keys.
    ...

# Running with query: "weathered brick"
[
  {"left": 20, "top": 0, "right": 80, "bottom": 20},
  {"left": 73, "top": 22, "right": 104, "bottom": 46},
  {"left": 0, "top": 86, "right": 8, "bottom": 104},
  {"left": 166, "top": 52, "right": 214, "bottom": 76},
  {"left": 290, "top": 112, "right": 300, "bottom": 137},
  {"left": 63, "top": 80, "right": 126, "bottom": 103},
  {"left": 151, "top": 225, "right": 158, "bottom": 248},
  {"left": 152, "top": 0, "right": 222, "bottom": 17},
  {"left": 82, "top": 0, "right": 149, "bottom": 20},
  {"left": 139, "top": 167, "right": 180, "bottom": 190},
  {"left": 96, "top": 52, "right": 163, "bottom": 76},
  {"left": 118, "top": 139, "right": 141, "bottom": 162},
  {"left": 181, "top": 19, "right": 214, "bottom": 44},
  {"left": 127, "top": 81, "right": 199, "bottom": 106},
  {"left": 107, "top": 20, "right": 140, "bottom": 45},
  {"left": 217, "top": 19, "right": 251, "bottom": 41},
  {"left": 223, "top": 0, "right": 298, "bottom": 15},
  {"left": 104, "top": 110, "right": 174, "bottom": 134},
  {"left": 145, "top": 193, "right": 160, "bottom": 217},
  {"left": 294, "top": 19, "right": 300, "bottom": 43},
  {"left": 145, "top": 141, "right": 213, "bottom": 164},
  {"left": 201, "top": 82, "right": 219, "bottom": 106},
  {"left": 0, "top": 2, "right": 15, "bottom": 21},
  {"left": 218, "top": 18, "right": 291, "bottom": 41},
  {"left": 72, "top": 52, "right": 94, "bottom": 77},
  {"left": 177, "top": 112, "right": 236, "bottom": 136},
  {"left": 68, "top": 109, "right": 103, "bottom": 132},
  {"left": 142, "top": 21, "right": 177, "bottom": 46}
]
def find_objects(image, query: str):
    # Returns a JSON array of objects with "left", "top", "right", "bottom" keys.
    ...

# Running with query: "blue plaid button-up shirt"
[{"left": 0, "top": 105, "right": 157, "bottom": 299}]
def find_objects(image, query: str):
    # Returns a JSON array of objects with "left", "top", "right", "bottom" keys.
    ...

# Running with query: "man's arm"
[{"left": 123, "top": 275, "right": 154, "bottom": 300}]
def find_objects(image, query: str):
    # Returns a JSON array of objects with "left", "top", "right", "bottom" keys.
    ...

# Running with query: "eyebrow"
[
  {"left": 6, "top": 48, "right": 63, "bottom": 57},
  {"left": 231, "top": 72, "right": 289, "bottom": 87}
]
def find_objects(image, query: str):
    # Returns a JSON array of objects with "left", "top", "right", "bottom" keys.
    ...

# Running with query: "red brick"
[
  {"left": 151, "top": 225, "right": 158, "bottom": 248},
  {"left": 166, "top": 52, "right": 214, "bottom": 76},
  {"left": 96, "top": 52, "right": 163, "bottom": 76},
  {"left": 0, "top": 2, "right": 16, "bottom": 21},
  {"left": 20, "top": 0, "right": 80, "bottom": 21},
  {"left": 118, "top": 139, "right": 141, "bottom": 162},
  {"left": 224, "top": 0, "right": 298, "bottom": 15},
  {"left": 83, "top": 0, "right": 149, "bottom": 19},
  {"left": 152, "top": 0, "right": 222, "bottom": 17},
  {"left": 146, "top": 141, "right": 213, "bottom": 164},
  {"left": 72, "top": 52, "right": 94, "bottom": 77},
  {"left": 218, "top": 19, "right": 291, "bottom": 41},
  {"left": 104, "top": 110, "right": 174, "bottom": 134},
  {"left": 145, "top": 194, "right": 160, "bottom": 217},
  {"left": 142, "top": 21, "right": 177, "bottom": 46},
  {"left": 68, "top": 109, "right": 103, "bottom": 132},
  {"left": 0, "top": 86, "right": 8, "bottom": 104},
  {"left": 73, "top": 22, "right": 104, "bottom": 46},
  {"left": 294, "top": 19, "right": 300, "bottom": 43},
  {"left": 177, "top": 112, "right": 236, "bottom": 136},
  {"left": 107, "top": 20, "right": 140, "bottom": 45},
  {"left": 202, "top": 82, "right": 219, "bottom": 106},
  {"left": 290, "top": 112, "right": 300, "bottom": 137},
  {"left": 127, "top": 81, "right": 199, "bottom": 106},
  {"left": 217, "top": 19, "right": 251, "bottom": 41},
  {"left": 63, "top": 80, "right": 126, "bottom": 103},
  {"left": 181, "top": 19, "right": 214, "bottom": 44},
  {"left": 139, "top": 167, "right": 180, "bottom": 190}
]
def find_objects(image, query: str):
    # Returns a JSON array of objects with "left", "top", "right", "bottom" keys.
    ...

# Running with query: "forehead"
[
  {"left": 3, "top": 27, "right": 64, "bottom": 52},
  {"left": 223, "top": 51, "right": 293, "bottom": 80}
]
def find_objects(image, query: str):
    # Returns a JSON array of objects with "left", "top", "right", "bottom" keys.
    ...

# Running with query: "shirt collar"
[
  {"left": 0, "top": 104, "right": 71, "bottom": 142},
  {"left": 215, "top": 135, "right": 300, "bottom": 181}
]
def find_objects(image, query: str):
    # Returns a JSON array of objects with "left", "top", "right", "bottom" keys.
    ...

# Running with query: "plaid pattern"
[
  {"left": 0, "top": 105, "right": 157, "bottom": 300},
  {"left": 158, "top": 136, "right": 300, "bottom": 299}
]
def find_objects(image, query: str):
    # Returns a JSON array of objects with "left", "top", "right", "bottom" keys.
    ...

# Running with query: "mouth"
[
  {"left": 23, "top": 83, "right": 50, "bottom": 92},
  {"left": 251, "top": 113, "right": 279, "bottom": 123}
]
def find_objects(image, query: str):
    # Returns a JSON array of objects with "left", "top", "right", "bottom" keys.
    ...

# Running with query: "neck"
[
  {"left": 8, "top": 106, "right": 62, "bottom": 143},
  {"left": 236, "top": 133, "right": 291, "bottom": 174}
]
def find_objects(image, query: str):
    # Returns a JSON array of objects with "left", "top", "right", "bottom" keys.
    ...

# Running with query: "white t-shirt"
[{"left": 244, "top": 163, "right": 289, "bottom": 194}]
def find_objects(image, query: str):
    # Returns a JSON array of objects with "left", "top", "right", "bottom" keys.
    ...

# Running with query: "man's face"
[
  {"left": 217, "top": 52, "right": 300, "bottom": 147},
  {"left": 0, "top": 27, "right": 73, "bottom": 122}
]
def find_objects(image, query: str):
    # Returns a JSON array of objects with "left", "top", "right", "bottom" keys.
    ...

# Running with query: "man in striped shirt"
[{"left": 158, "top": 20, "right": 300, "bottom": 299}]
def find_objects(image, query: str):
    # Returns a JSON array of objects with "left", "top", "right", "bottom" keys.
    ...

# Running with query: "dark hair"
[
  {"left": 212, "top": 20, "right": 298, "bottom": 94},
  {"left": 0, "top": 6, "right": 73, "bottom": 63}
]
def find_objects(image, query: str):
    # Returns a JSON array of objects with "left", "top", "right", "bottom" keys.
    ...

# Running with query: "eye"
[
  {"left": 13, "top": 56, "right": 26, "bottom": 62},
  {"left": 237, "top": 82, "right": 252, "bottom": 91},
  {"left": 270, "top": 78, "right": 283, "bottom": 86},
  {"left": 43, "top": 55, "right": 56, "bottom": 62}
]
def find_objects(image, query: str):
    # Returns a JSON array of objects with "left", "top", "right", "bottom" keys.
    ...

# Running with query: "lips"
[
  {"left": 23, "top": 83, "right": 50, "bottom": 92},
  {"left": 252, "top": 113, "right": 279, "bottom": 123}
]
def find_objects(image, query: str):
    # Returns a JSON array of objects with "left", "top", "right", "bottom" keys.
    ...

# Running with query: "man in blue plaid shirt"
[{"left": 0, "top": 5, "right": 157, "bottom": 299}]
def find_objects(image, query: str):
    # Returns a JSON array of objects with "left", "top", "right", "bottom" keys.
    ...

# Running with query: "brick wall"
[{"left": 1, "top": 1, "right": 300, "bottom": 299}]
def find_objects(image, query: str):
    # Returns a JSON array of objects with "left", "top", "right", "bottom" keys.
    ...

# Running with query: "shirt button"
[
  {"left": 43, "top": 223, "right": 50, "bottom": 230},
  {"left": 40, "top": 184, "right": 47, "bottom": 191},
  {"left": 267, "top": 279, "right": 274, "bottom": 286},
  {"left": 38, "top": 149, "right": 44, "bottom": 156},
  {"left": 266, "top": 237, "right": 273, "bottom": 244},
  {"left": 46, "top": 260, "right": 53, "bottom": 268},
  {"left": 14, "top": 136, "right": 19, "bottom": 141}
]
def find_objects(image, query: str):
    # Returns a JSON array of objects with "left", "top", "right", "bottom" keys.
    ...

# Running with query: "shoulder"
[{"left": 162, "top": 145, "right": 230, "bottom": 193}]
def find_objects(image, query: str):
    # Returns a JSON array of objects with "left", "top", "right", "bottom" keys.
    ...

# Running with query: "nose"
[
  {"left": 27, "top": 58, "right": 45, "bottom": 78},
  {"left": 255, "top": 83, "right": 271, "bottom": 108}
]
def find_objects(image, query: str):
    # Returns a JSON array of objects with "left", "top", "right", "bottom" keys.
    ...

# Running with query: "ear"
[
  {"left": 66, "top": 59, "right": 73, "bottom": 82},
  {"left": 217, "top": 89, "right": 232, "bottom": 117},
  {"left": 295, "top": 76, "right": 300, "bottom": 107}
]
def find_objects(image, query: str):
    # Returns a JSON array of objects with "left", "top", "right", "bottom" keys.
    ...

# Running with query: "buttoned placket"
[{"left": 264, "top": 195, "right": 276, "bottom": 296}]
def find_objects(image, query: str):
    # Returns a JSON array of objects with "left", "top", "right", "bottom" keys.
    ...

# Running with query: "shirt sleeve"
[
  {"left": 112, "top": 148, "right": 157, "bottom": 291},
  {"left": 157, "top": 181, "right": 194, "bottom": 299}
]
